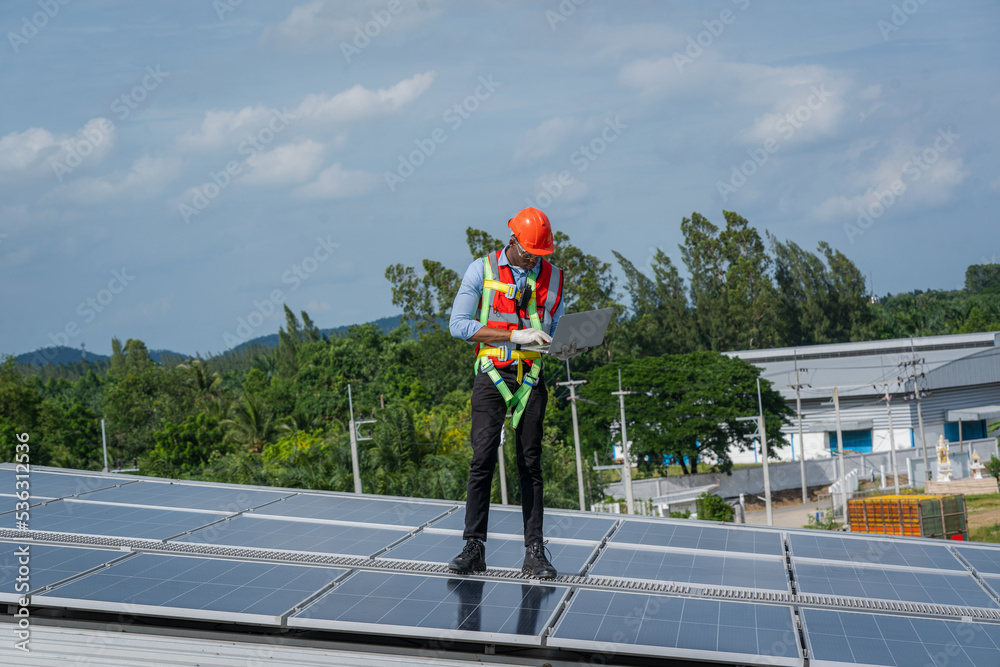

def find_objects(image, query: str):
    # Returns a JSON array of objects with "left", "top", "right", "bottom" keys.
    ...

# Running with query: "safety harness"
[{"left": 474, "top": 250, "right": 561, "bottom": 427}]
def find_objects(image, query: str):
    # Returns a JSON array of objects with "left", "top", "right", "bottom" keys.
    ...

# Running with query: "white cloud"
[
  {"left": 266, "top": 0, "right": 444, "bottom": 49},
  {"left": 813, "top": 134, "right": 967, "bottom": 221},
  {"left": 0, "top": 118, "right": 116, "bottom": 176},
  {"left": 175, "top": 105, "right": 289, "bottom": 153},
  {"left": 294, "top": 71, "right": 436, "bottom": 123},
  {"left": 514, "top": 117, "right": 579, "bottom": 163},
  {"left": 0, "top": 127, "right": 57, "bottom": 171},
  {"left": 620, "top": 55, "right": 850, "bottom": 146},
  {"left": 49, "top": 155, "right": 182, "bottom": 204},
  {"left": 175, "top": 72, "right": 435, "bottom": 154},
  {"left": 293, "top": 163, "right": 379, "bottom": 199},
  {"left": 242, "top": 140, "right": 326, "bottom": 186},
  {"left": 846, "top": 138, "right": 879, "bottom": 160}
]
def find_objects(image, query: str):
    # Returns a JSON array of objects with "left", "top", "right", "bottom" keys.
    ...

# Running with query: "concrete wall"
[{"left": 605, "top": 437, "right": 999, "bottom": 501}]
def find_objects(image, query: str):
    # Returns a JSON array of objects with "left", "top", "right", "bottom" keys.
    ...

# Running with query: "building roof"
[
  {"left": 3, "top": 464, "right": 1000, "bottom": 666},
  {"left": 727, "top": 332, "right": 1000, "bottom": 400}
]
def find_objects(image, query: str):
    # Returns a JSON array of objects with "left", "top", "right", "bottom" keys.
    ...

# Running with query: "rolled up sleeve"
[{"left": 449, "top": 259, "right": 485, "bottom": 341}]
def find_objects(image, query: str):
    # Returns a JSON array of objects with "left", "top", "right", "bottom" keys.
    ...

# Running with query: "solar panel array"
[{"left": 3, "top": 464, "right": 1000, "bottom": 666}]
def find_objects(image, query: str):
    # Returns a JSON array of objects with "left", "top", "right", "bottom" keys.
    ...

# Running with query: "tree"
[
  {"left": 986, "top": 454, "right": 1000, "bottom": 486},
  {"left": 680, "top": 213, "right": 728, "bottom": 351},
  {"left": 385, "top": 260, "right": 460, "bottom": 333},
  {"left": 820, "top": 241, "right": 875, "bottom": 342},
  {"left": 141, "top": 413, "right": 225, "bottom": 477},
  {"left": 38, "top": 398, "right": 101, "bottom": 469},
  {"left": 719, "top": 211, "right": 779, "bottom": 350},
  {"left": 221, "top": 393, "right": 281, "bottom": 453},
  {"left": 681, "top": 211, "right": 780, "bottom": 351},
  {"left": 612, "top": 249, "right": 690, "bottom": 357},
  {"left": 0, "top": 357, "right": 42, "bottom": 462},
  {"left": 466, "top": 227, "right": 504, "bottom": 259},
  {"left": 966, "top": 264, "right": 1000, "bottom": 294},
  {"left": 697, "top": 491, "right": 734, "bottom": 522},
  {"left": 102, "top": 342, "right": 192, "bottom": 460},
  {"left": 577, "top": 352, "right": 790, "bottom": 474},
  {"left": 547, "top": 230, "right": 619, "bottom": 315},
  {"left": 770, "top": 238, "right": 873, "bottom": 345}
]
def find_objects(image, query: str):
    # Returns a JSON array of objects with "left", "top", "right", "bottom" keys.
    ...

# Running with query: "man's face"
[{"left": 508, "top": 235, "right": 540, "bottom": 270}]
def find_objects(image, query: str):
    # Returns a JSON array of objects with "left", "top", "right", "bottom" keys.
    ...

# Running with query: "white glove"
[
  {"left": 510, "top": 328, "right": 552, "bottom": 346},
  {"left": 552, "top": 341, "right": 589, "bottom": 361}
]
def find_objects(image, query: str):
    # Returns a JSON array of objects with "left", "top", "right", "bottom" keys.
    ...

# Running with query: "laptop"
[{"left": 524, "top": 307, "right": 614, "bottom": 354}]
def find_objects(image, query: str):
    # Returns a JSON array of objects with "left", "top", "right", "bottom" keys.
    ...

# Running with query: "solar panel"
[
  {"left": 429, "top": 507, "right": 614, "bottom": 542},
  {"left": 548, "top": 589, "right": 801, "bottom": 665},
  {"left": 957, "top": 545, "right": 1000, "bottom": 577},
  {"left": 251, "top": 493, "right": 455, "bottom": 528},
  {"left": 802, "top": 608, "right": 1000, "bottom": 667},
  {"left": 0, "top": 542, "right": 127, "bottom": 602},
  {"left": 34, "top": 553, "right": 347, "bottom": 625},
  {"left": 381, "top": 531, "right": 598, "bottom": 575},
  {"left": 588, "top": 545, "right": 790, "bottom": 591},
  {"left": 0, "top": 469, "right": 128, "bottom": 500},
  {"left": 793, "top": 560, "right": 1000, "bottom": 609},
  {"left": 174, "top": 515, "right": 409, "bottom": 557},
  {"left": 789, "top": 532, "right": 963, "bottom": 571},
  {"left": 78, "top": 480, "right": 290, "bottom": 512},
  {"left": 609, "top": 520, "right": 784, "bottom": 557},
  {"left": 289, "top": 570, "right": 567, "bottom": 645},
  {"left": 4, "top": 500, "right": 225, "bottom": 540}
]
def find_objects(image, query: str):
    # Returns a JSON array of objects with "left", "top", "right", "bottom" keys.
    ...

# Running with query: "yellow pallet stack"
[{"left": 847, "top": 494, "right": 968, "bottom": 541}]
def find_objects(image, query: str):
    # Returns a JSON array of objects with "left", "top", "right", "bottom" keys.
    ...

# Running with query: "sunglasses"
[{"left": 512, "top": 236, "right": 539, "bottom": 260}]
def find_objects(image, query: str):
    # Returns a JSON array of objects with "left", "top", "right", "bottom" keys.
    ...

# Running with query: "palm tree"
[
  {"left": 221, "top": 394, "right": 280, "bottom": 453},
  {"left": 178, "top": 358, "right": 223, "bottom": 397}
]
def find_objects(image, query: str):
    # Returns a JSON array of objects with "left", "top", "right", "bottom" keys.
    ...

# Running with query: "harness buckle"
[
  {"left": 505, "top": 283, "right": 517, "bottom": 299},
  {"left": 496, "top": 346, "right": 510, "bottom": 362}
]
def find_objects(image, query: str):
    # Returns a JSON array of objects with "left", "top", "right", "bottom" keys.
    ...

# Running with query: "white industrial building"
[{"left": 726, "top": 331, "right": 1000, "bottom": 464}]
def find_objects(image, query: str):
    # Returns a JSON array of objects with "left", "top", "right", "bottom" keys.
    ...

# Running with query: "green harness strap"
[{"left": 476, "top": 255, "right": 544, "bottom": 427}]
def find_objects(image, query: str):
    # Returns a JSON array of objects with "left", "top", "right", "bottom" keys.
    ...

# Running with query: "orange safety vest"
[{"left": 474, "top": 249, "right": 563, "bottom": 371}]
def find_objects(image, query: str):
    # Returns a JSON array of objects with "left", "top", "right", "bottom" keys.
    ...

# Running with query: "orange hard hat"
[{"left": 507, "top": 207, "right": 554, "bottom": 255}]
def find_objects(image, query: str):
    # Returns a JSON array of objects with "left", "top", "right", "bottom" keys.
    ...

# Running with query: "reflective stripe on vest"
[{"left": 475, "top": 249, "right": 563, "bottom": 371}]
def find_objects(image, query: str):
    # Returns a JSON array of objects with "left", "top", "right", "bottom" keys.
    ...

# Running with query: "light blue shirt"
[{"left": 449, "top": 249, "right": 563, "bottom": 348}]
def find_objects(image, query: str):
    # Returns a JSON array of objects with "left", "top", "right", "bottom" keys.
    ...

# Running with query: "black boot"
[
  {"left": 448, "top": 538, "right": 486, "bottom": 574},
  {"left": 522, "top": 541, "right": 557, "bottom": 579}
]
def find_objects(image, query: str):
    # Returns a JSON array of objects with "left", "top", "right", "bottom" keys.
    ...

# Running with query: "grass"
[
  {"left": 965, "top": 493, "right": 1000, "bottom": 512},
  {"left": 964, "top": 492, "right": 999, "bottom": 543},
  {"left": 970, "top": 523, "right": 1000, "bottom": 543}
]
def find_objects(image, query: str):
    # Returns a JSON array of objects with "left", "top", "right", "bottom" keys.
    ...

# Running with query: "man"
[{"left": 447, "top": 207, "right": 585, "bottom": 579}]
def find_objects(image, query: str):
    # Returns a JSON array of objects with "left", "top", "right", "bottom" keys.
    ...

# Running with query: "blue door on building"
[
  {"left": 944, "top": 419, "right": 987, "bottom": 442},
  {"left": 829, "top": 429, "right": 873, "bottom": 454}
]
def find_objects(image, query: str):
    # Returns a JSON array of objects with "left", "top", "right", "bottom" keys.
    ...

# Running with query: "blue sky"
[{"left": 1, "top": 0, "right": 998, "bottom": 357}]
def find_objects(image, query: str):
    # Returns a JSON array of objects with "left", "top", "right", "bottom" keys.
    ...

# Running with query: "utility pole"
[
  {"left": 833, "top": 387, "right": 847, "bottom": 520},
  {"left": 347, "top": 384, "right": 376, "bottom": 494},
  {"left": 880, "top": 381, "right": 901, "bottom": 494},
  {"left": 558, "top": 359, "right": 588, "bottom": 511},
  {"left": 100, "top": 418, "right": 109, "bottom": 472},
  {"left": 612, "top": 369, "right": 635, "bottom": 514},
  {"left": 901, "top": 339, "right": 930, "bottom": 481},
  {"left": 757, "top": 378, "right": 773, "bottom": 527},
  {"left": 790, "top": 353, "right": 809, "bottom": 503}
]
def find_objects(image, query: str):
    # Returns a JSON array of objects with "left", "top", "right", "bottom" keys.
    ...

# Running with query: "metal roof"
[
  {"left": 726, "top": 331, "right": 1000, "bottom": 399},
  {"left": 948, "top": 405, "right": 1000, "bottom": 421}
]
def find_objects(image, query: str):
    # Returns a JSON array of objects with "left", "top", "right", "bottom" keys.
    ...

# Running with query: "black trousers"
[{"left": 463, "top": 364, "right": 547, "bottom": 546}]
